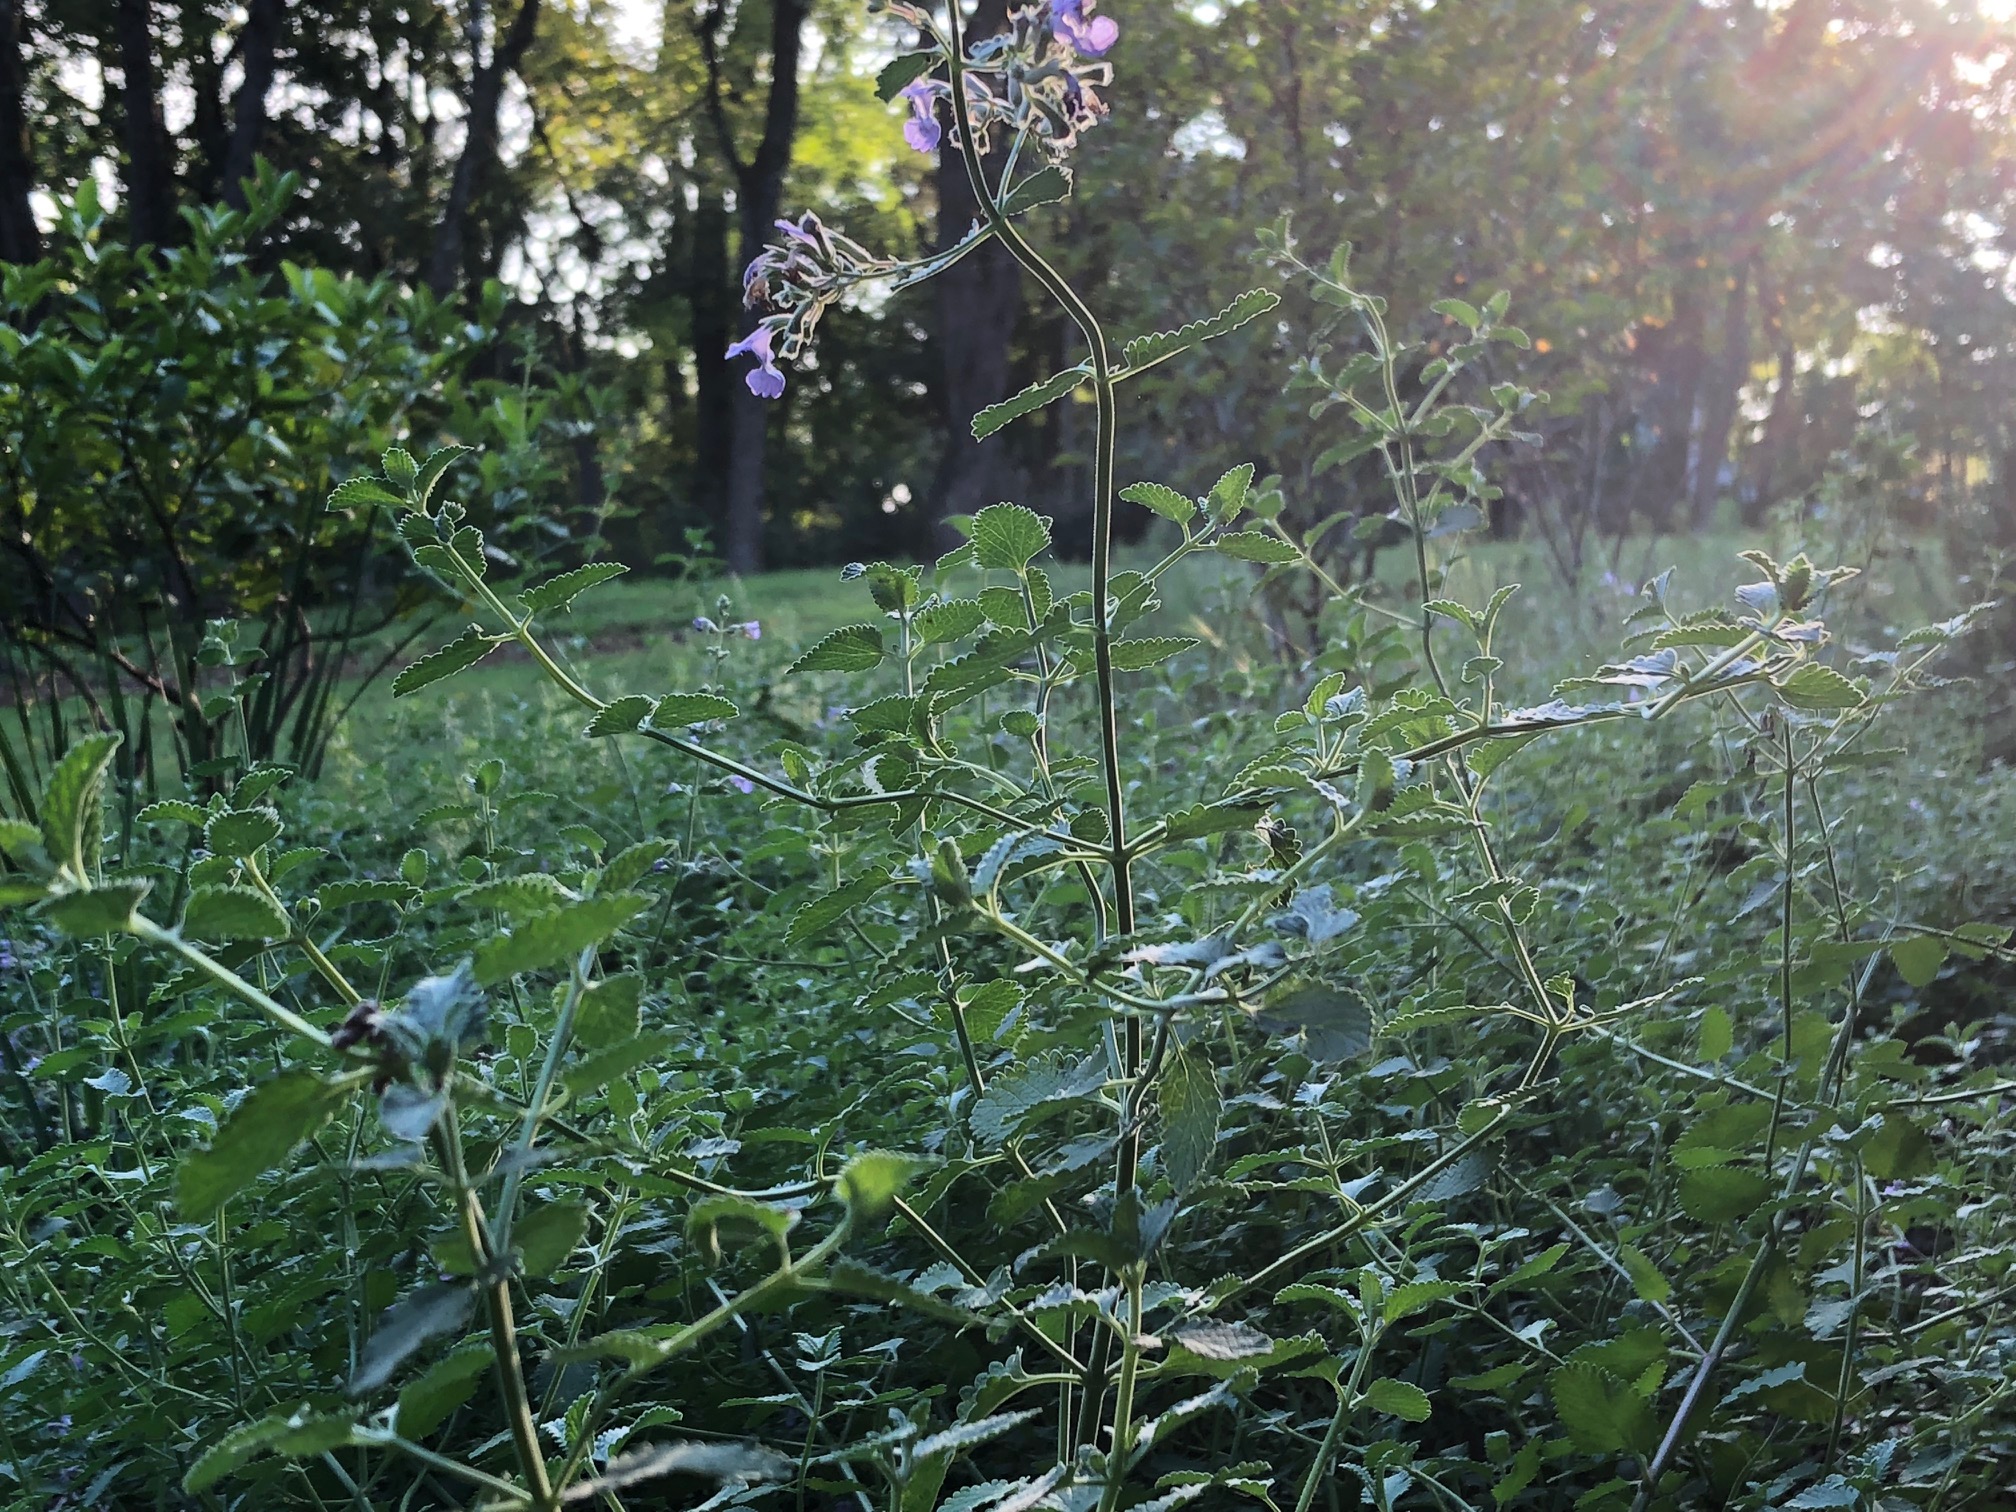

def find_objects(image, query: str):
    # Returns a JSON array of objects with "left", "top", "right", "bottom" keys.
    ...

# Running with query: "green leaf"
[
  {"left": 1213, "top": 531, "right": 1299, "bottom": 564},
  {"left": 394, "top": 1344, "right": 489, "bottom": 1439},
  {"left": 875, "top": 49, "right": 937, "bottom": 101},
  {"left": 1384, "top": 1280, "right": 1463, "bottom": 1325},
  {"left": 521, "top": 561, "right": 628, "bottom": 615},
  {"left": 137, "top": 799, "right": 208, "bottom": 827},
  {"left": 1677, "top": 1166, "right": 1773, "bottom": 1224},
  {"left": 1120, "top": 481, "right": 1197, "bottom": 525},
  {"left": 565, "top": 1441, "right": 792, "bottom": 1501},
  {"left": 577, "top": 973, "right": 643, "bottom": 1049},
  {"left": 39, "top": 731, "right": 121, "bottom": 879},
  {"left": 585, "top": 695, "right": 655, "bottom": 738},
  {"left": 686, "top": 1194, "right": 798, "bottom": 1266},
  {"left": 516, "top": 1201, "right": 588, "bottom": 1276},
  {"left": 319, "top": 878, "right": 424, "bottom": 910},
  {"left": 474, "top": 893, "right": 650, "bottom": 985},
  {"left": 651, "top": 692, "right": 739, "bottom": 727},
  {"left": 183, "top": 884, "right": 290, "bottom": 942},
  {"left": 787, "top": 624, "right": 886, "bottom": 675},
  {"left": 350, "top": 1281, "right": 476, "bottom": 1395},
  {"left": 1000, "top": 163, "right": 1073, "bottom": 217},
  {"left": 825, "top": 1259, "right": 981, "bottom": 1326},
  {"left": 971, "top": 503, "right": 1053, "bottom": 572},
  {"left": 1549, "top": 1364, "right": 1655, "bottom": 1455},
  {"left": 392, "top": 627, "right": 499, "bottom": 697},
  {"left": 41, "top": 879, "right": 149, "bottom": 935},
  {"left": 915, "top": 599, "right": 987, "bottom": 645},
  {"left": 1110, "top": 636, "right": 1198, "bottom": 672},
  {"left": 1163, "top": 799, "right": 1267, "bottom": 842},
  {"left": 204, "top": 806, "right": 282, "bottom": 858},
  {"left": 1432, "top": 297, "right": 1482, "bottom": 330},
  {"left": 971, "top": 366, "right": 1089, "bottom": 440},
  {"left": 1258, "top": 981, "right": 1371, "bottom": 1060},
  {"left": 837, "top": 1150, "right": 929, "bottom": 1220},
  {"left": 1362, "top": 1377, "right": 1432, "bottom": 1422},
  {"left": 1776, "top": 662, "right": 1865, "bottom": 711},
  {"left": 182, "top": 1410, "right": 361, "bottom": 1493},
  {"left": 1121, "top": 289, "right": 1281, "bottom": 373},
  {"left": 1157, "top": 1048, "right": 1221, "bottom": 1195},
  {"left": 1618, "top": 1245, "right": 1671, "bottom": 1305},
  {"left": 327, "top": 475, "right": 405, "bottom": 511},
  {"left": 179, "top": 1070, "right": 350, "bottom": 1220},
  {"left": 788, "top": 874, "right": 884, "bottom": 948},
  {"left": 1698, "top": 1005, "right": 1734, "bottom": 1061},
  {"left": 458, "top": 873, "right": 574, "bottom": 919},
  {"left": 1206, "top": 463, "right": 1256, "bottom": 523},
  {"left": 411, "top": 445, "right": 475, "bottom": 510},
  {"left": 1890, "top": 934, "right": 1947, "bottom": 988}
]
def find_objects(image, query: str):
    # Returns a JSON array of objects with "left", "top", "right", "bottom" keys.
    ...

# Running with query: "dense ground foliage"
[{"left": 4, "top": 5, "right": 2016, "bottom": 1512}]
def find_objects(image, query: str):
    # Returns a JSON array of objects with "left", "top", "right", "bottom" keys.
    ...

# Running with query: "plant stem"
[{"left": 129, "top": 915, "right": 333, "bottom": 1051}]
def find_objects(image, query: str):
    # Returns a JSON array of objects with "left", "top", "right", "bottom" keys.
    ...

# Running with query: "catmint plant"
[{"left": 3, "top": 4, "right": 2007, "bottom": 1510}]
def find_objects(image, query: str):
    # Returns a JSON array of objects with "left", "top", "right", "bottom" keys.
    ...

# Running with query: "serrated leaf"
[
  {"left": 971, "top": 367, "right": 1088, "bottom": 440},
  {"left": 837, "top": 1150, "right": 928, "bottom": 1220},
  {"left": 971, "top": 503, "right": 1052, "bottom": 572},
  {"left": 392, "top": 627, "right": 499, "bottom": 697},
  {"left": 183, "top": 885, "right": 290, "bottom": 942},
  {"left": 39, "top": 731, "right": 121, "bottom": 879},
  {"left": 1677, "top": 1166, "right": 1772, "bottom": 1224},
  {"left": 137, "top": 799, "right": 207, "bottom": 827},
  {"left": 1384, "top": 1280, "right": 1463, "bottom": 1325},
  {"left": 651, "top": 692, "right": 740, "bottom": 726},
  {"left": 457, "top": 873, "right": 573, "bottom": 918},
  {"left": 516, "top": 1201, "right": 587, "bottom": 1276},
  {"left": 1206, "top": 463, "right": 1256, "bottom": 523},
  {"left": 1258, "top": 981, "right": 1369, "bottom": 1060},
  {"left": 577, "top": 973, "right": 643, "bottom": 1049},
  {"left": 1001, "top": 164, "right": 1072, "bottom": 216},
  {"left": 350, "top": 1281, "right": 475, "bottom": 1396},
  {"left": 204, "top": 806, "right": 281, "bottom": 858},
  {"left": 327, "top": 475, "right": 406, "bottom": 511},
  {"left": 473, "top": 894, "right": 650, "bottom": 985},
  {"left": 319, "top": 878, "right": 423, "bottom": 910},
  {"left": 1109, "top": 636, "right": 1197, "bottom": 672},
  {"left": 1776, "top": 662, "right": 1864, "bottom": 711},
  {"left": 1213, "top": 531, "right": 1299, "bottom": 564},
  {"left": 562, "top": 1441, "right": 792, "bottom": 1502},
  {"left": 521, "top": 562, "right": 628, "bottom": 615},
  {"left": 394, "top": 1344, "right": 489, "bottom": 1439},
  {"left": 787, "top": 624, "right": 885, "bottom": 675},
  {"left": 41, "top": 879, "right": 149, "bottom": 935},
  {"left": 1549, "top": 1363, "right": 1656, "bottom": 1454},
  {"left": 1890, "top": 934, "right": 1947, "bottom": 988},
  {"left": 411, "top": 445, "right": 474, "bottom": 509},
  {"left": 1121, "top": 289, "right": 1281, "bottom": 373},
  {"left": 1163, "top": 799, "right": 1267, "bottom": 842},
  {"left": 1363, "top": 1377, "right": 1432, "bottom": 1422},
  {"left": 179, "top": 1070, "right": 349, "bottom": 1221},
  {"left": 1157, "top": 1048, "right": 1220, "bottom": 1195},
  {"left": 1617, "top": 1245, "right": 1671, "bottom": 1304},
  {"left": 1120, "top": 481, "right": 1197, "bottom": 525},
  {"left": 1168, "top": 1322, "right": 1273, "bottom": 1361},
  {"left": 586, "top": 695, "right": 656, "bottom": 738},
  {"left": 915, "top": 599, "right": 988, "bottom": 645},
  {"left": 788, "top": 875, "right": 884, "bottom": 948}
]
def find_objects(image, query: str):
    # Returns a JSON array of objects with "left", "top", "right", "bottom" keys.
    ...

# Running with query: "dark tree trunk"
[
  {"left": 1751, "top": 334, "right": 1799, "bottom": 523},
  {"left": 926, "top": 0, "right": 1021, "bottom": 556},
  {"left": 691, "top": 191, "right": 735, "bottom": 535},
  {"left": 115, "top": 0, "right": 176, "bottom": 247},
  {"left": 220, "top": 0, "right": 286, "bottom": 207},
  {"left": 1689, "top": 259, "right": 1752, "bottom": 529},
  {"left": 702, "top": 0, "right": 810, "bottom": 576},
  {"left": 425, "top": 0, "right": 541, "bottom": 298},
  {"left": 0, "top": 0, "right": 38, "bottom": 265},
  {"left": 1636, "top": 261, "right": 1707, "bottom": 533}
]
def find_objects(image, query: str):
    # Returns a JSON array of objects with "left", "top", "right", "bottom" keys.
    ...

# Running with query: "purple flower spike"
[
  {"left": 900, "top": 79, "right": 942, "bottom": 155},
  {"left": 1051, "top": 0, "right": 1117, "bottom": 56},
  {"left": 726, "top": 324, "right": 787, "bottom": 399},
  {"left": 728, "top": 775, "right": 756, "bottom": 795}
]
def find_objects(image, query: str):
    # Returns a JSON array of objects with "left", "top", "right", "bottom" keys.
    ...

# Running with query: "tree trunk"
[
  {"left": 691, "top": 191, "right": 735, "bottom": 537},
  {"left": 115, "top": 0, "right": 176, "bottom": 247},
  {"left": 1636, "top": 260, "right": 1707, "bottom": 533},
  {"left": 425, "top": 0, "right": 541, "bottom": 299},
  {"left": 220, "top": 0, "right": 286, "bottom": 207},
  {"left": 705, "top": 0, "right": 810, "bottom": 577},
  {"left": 1751, "top": 334, "right": 1799, "bottom": 522},
  {"left": 1689, "top": 260, "right": 1752, "bottom": 530},
  {"left": 0, "top": 0, "right": 38, "bottom": 265},
  {"left": 926, "top": 0, "right": 1021, "bottom": 556}
]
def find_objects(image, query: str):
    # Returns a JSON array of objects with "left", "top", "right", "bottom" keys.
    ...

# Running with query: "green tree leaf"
[{"left": 971, "top": 503, "right": 1053, "bottom": 572}]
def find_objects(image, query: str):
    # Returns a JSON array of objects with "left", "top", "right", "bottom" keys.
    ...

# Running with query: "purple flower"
[
  {"left": 728, "top": 775, "right": 756, "bottom": 795},
  {"left": 726, "top": 324, "right": 786, "bottom": 399},
  {"left": 900, "top": 79, "right": 942, "bottom": 155},
  {"left": 774, "top": 215, "right": 821, "bottom": 248},
  {"left": 1051, "top": 0, "right": 1118, "bottom": 56},
  {"left": 0, "top": 938, "right": 14, "bottom": 971},
  {"left": 693, "top": 616, "right": 718, "bottom": 633},
  {"left": 734, "top": 620, "right": 762, "bottom": 641}
]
